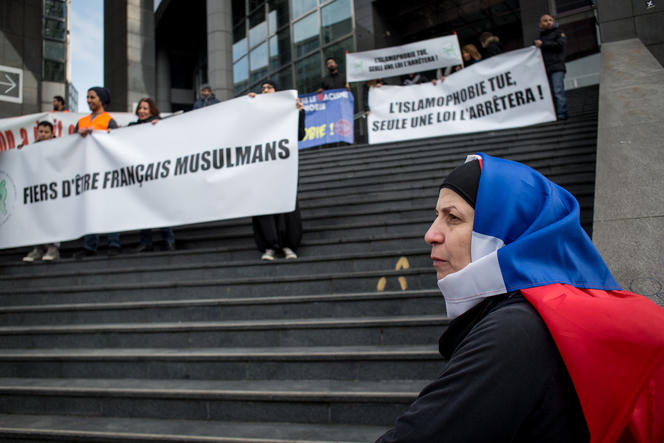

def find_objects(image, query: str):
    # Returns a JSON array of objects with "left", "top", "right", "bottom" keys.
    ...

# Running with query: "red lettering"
[
  {"left": 0, "top": 132, "right": 6, "bottom": 151},
  {"left": 57, "top": 120, "right": 63, "bottom": 137},
  {"left": 19, "top": 128, "right": 29, "bottom": 146},
  {"left": 4, "top": 130, "right": 15, "bottom": 149},
  {"left": 68, "top": 124, "right": 75, "bottom": 134},
  {"left": 33, "top": 120, "right": 39, "bottom": 141}
]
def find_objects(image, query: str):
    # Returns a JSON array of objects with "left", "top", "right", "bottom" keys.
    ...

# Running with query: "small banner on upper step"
[
  {"left": 0, "top": 91, "right": 299, "bottom": 249},
  {"left": 367, "top": 47, "right": 557, "bottom": 144}
]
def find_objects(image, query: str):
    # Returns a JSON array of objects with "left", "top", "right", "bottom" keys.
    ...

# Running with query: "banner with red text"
[
  {"left": 0, "top": 112, "right": 136, "bottom": 151},
  {"left": 0, "top": 91, "right": 299, "bottom": 249},
  {"left": 367, "top": 47, "right": 556, "bottom": 144}
]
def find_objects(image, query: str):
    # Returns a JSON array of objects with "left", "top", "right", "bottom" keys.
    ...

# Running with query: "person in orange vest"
[{"left": 73, "top": 86, "right": 121, "bottom": 258}]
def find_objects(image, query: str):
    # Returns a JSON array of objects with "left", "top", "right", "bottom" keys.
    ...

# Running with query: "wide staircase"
[{"left": 0, "top": 87, "right": 599, "bottom": 442}]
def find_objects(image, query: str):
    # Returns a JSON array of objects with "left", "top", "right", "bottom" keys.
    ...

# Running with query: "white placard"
[
  {"left": 367, "top": 47, "right": 556, "bottom": 144},
  {"left": 346, "top": 35, "right": 462, "bottom": 82},
  {"left": 0, "top": 91, "right": 299, "bottom": 249}
]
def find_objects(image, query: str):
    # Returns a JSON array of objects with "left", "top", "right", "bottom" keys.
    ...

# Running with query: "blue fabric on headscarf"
[
  {"left": 88, "top": 86, "right": 111, "bottom": 106},
  {"left": 473, "top": 152, "right": 620, "bottom": 291}
]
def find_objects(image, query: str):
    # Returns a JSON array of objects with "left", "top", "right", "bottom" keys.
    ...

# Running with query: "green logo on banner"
[{"left": 0, "top": 171, "right": 16, "bottom": 226}]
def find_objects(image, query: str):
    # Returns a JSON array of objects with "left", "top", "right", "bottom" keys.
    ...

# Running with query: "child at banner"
[
  {"left": 21, "top": 121, "right": 60, "bottom": 262},
  {"left": 128, "top": 98, "right": 176, "bottom": 253},
  {"left": 376, "top": 154, "right": 664, "bottom": 442},
  {"left": 248, "top": 81, "right": 304, "bottom": 261},
  {"left": 73, "top": 86, "right": 122, "bottom": 258}
]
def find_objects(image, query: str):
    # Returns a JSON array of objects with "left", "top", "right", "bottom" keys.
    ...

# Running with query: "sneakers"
[
  {"left": 261, "top": 249, "right": 276, "bottom": 261},
  {"left": 42, "top": 246, "right": 60, "bottom": 261},
  {"left": 283, "top": 247, "right": 298, "bottom": 259},
  {"left": 22, "top": 247, "right": 44, "bottom": 262}
]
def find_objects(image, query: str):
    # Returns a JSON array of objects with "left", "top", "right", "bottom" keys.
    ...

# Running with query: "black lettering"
[
  {"left": 161, "top": 160, "right": 171, "bottom": 177},
  {"left": 201, "top": 151, "right": 211, "bottom": 171},
  {"left": 265, "top": 141, "right": 277, "bottom": 161},
  {"left": 49, "top": 182, "right": 57, "bottom": 199},
  {"left": 174, "top": 156, "right": 188, "bottom": 175},
  {"left": 278, "top": 139, "right": 290, "bottom": 159},
  {"left": 189, "top": 153, "right": 201, "bottom": 173},
  {"left": 213, "top": 149, "right": 224, "bottom": 169},
  {"left": 251, "top": 144, "right": 264, "bottom": 163},
  {"left": 144, "top": 163, "right": 155, "bottom": 181},
  {"left": 235, "top": 146, "right": 251, "bottom": 165}
]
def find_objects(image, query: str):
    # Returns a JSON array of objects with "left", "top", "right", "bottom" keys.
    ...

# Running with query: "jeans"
[
  {"left": 84, "top": 233, "right": 120, "bottom": 251},
  {"left": 548, "top": 71, "right": 568, "bottom": 120},
  {"left": 139, "top": 228, "right": 175, "bottom": 247}
]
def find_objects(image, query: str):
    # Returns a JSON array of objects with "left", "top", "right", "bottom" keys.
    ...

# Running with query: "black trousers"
[{"left": 252, "top": 204, "right": 302, "bottom": 252}]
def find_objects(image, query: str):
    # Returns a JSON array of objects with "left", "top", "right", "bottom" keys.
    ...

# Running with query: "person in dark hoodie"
[
  {"left": 193, "top": 84, "right": 220, "bottom": 109},
  {"left": 479, "top": 32, "right": 503, "bottom": 59},
  {"left": 535, "top": 14, "right": 568, "bottom": 120},
  {"left": 247, "top": 80, "right": 305, "bottom": 261}
]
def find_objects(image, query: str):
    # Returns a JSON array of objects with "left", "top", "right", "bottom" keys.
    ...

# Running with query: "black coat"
[
  {"left": 376, "top": 293, "right": 589, "bottom": 443},
  {"left": 539, "top": 26, "right": 567, "bottom": 74}
]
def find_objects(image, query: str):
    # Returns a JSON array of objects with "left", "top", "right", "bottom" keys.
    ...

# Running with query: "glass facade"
[
  {"left": 232, "top": 0, "right": 355, "bottom": 96},
  {"left": 42, "top": 0, "right": 67, "bottom": 82}
]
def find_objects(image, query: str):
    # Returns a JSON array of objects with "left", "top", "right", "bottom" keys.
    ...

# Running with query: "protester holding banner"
[
  {"left": 52, "top": 95, "right": 67, "bottom": 112},
  {"left": 128, "top": 98, "right": 176, "bottom": 253},
  {"left": 21, "top": 121, "right": 60, "bottom": 262},
  {"left": 435, "top": 44, "right": 483, "bottom": 84},
  {"left": 319, "top": 57, "right": 350, "bottom": 92},
  {"left": 535, "top": 14, "right": 569, "bottom": 121},
  {"left": 74, "top": 87, "right": 118, "bottom": 134},
  {"left": 402, "top": 72, "right": 429, "bottom": 85},
  {"left": 248, "top": 80, "right": 304, "bottom": 261},
  {"left": 74, "top": 86, "right": 121, "bottom": 258},
  {"left": 479, "top": 32, "right": 503, "bottom": 59},
  {"left": 192, "top": 85, "right": 220, "bottom": 110},
  {"left": 376, "top": 154, "right": 664, "bottom": 443}
]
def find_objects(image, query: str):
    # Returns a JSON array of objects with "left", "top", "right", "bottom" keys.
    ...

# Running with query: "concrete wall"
[
  {"left": 596, "top": 0, "right": 664, "bottom": 67},
  {"left": 593, "top": 38, "right": 664, "bottom": 307},
  {"left": 104, "top": 0, "right": 155, "bottom": 113},
  {"left": 0, "top": 0, "right": 42, "bottom": 117}
]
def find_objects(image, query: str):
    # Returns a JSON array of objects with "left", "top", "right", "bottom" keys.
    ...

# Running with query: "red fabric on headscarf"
[{"left": 522, "top": 284, "right": 664, "bottom": 443}]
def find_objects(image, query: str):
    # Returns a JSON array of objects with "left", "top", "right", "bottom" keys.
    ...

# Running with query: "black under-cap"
[
  {"left": 440, "top": 160, "right": 481, "bottom": 209},
  {"left": 88, "top": 86, "right": 111, "bottom": 106}
]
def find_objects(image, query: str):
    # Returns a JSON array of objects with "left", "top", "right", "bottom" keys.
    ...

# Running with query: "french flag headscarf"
[{"left": 438, "top": 153, "right": 664, "bottom": 443}]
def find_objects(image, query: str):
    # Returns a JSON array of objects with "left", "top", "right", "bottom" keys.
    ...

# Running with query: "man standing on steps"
[
  {"left": 535, "top": 13, "right": 569, "bottom": 121},
  {"left": 318, "top": 57, "right": 350, "bottom": 93},
  {"left": 193, "top": 85, "right": 220, "bottom": 110}
]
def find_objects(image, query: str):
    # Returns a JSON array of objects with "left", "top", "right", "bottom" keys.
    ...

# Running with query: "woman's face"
[
  {"left": 87, "top": 90, "right": 102, "bottom": 112},
  {"left": 462, "top": 50, "right": 471, "bottom": 62},
  {"left": 137, "top": 101, "right": 151, "bottom": 120},
  {"left": 424, "top": 188, "right": 474, "bottom": 280}
]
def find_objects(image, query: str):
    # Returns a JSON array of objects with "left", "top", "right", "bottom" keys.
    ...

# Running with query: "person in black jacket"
[
  {"left": 248, "top": 81, "right": 304, "bottom": 260},
  {"left": 535, "top": 14, "right": 568, "bottom": 120},
  {"left": 318, "top": 57, "right": 350, "bottom": 92},
  {"left": 479, "top": 32, "right": 503, "bottom": 59},
  {"left": 375, "top": 159, "right": 589, "bottom": 442}
]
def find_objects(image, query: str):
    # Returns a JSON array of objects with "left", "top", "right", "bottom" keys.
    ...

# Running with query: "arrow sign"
[
  {"left": 0, "top": 74, "right": 16, "bottom": 94},
  {"left": 0, "top": 65, "right": 22, "bottom": 104}
]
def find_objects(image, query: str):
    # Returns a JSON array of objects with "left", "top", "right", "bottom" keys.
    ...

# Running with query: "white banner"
[
  {"left": 0, "top": 91, "right": 299, "bottom": 249},
  {"left": 0, "top": 111, "right": 137, "bottom": 150},
  {"left": 367, "top": 47, "right": 556, "bottom": 144},
  {"left": 346, "top": 35, "right": 462, "bottom": 82}
]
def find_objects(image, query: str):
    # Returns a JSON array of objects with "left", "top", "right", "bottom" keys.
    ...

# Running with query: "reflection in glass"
[
  {"left": 269, "top": 27, "right": 291, "bottom": 70},
  {"left": 295, "top": 52, "right": 321, "bottom": 94},
  {"left": 44, "top": 40, "right": 66, "bottom": 62},
  {"left": 321, "top": 0, "right": 352, "bottom": 44},
  {"left": 232, "top": 0, "right": 246, "bottom": 24},
  {"left": 249, "top": 0, "right": 265, "bottom": 11},
  {"left": 233, "top": 20, "right": 246, "bottom": 43},
  {"left": 323, "top": 36, "right": 353, "bottom": 75},
  {"left": 233, "top": 38, "right": 248, "bottom": 62},
  {"left": 290, "top": 0, "right": 316, "bottom": 19},
  {"left": 268, "top": 0, "right": 289, "bottom": 33},
  {"left": 249, "top": 7, "right": 267, "bottom": 48},
  {"left": 293, "top": 12, "right": 319, "bottom": 58},
  {"left": 250, "top": 42, "right": 268, "bottom": 83},
  {"left": 44, "top": 18, "right": 67, "bottom": 41},
  {"left": 44, "top": 0, "right": 66, "bottom": 18},
  {"left": 234, "top": 56, "right": 249, "bottom": 86},
  {"left": 272, "top": 67, "right": 293, "bottom": 90},
  {"left": 44, "top": 60, "right": 65, "bottom": 82}
]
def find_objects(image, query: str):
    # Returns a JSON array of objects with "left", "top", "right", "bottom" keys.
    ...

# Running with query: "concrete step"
[
  {"left": 0, "top": 249, "right": 431, "bottom": 290},
  {"left": 0, "top": 344, "right": 443, "bottom": 381},
  {"left": 0, "top": 377, "right": 424, "bottom": 426},
  {"left": 0, "top": 266, "right": 436, "bottom": 306},
  {"left": 0, "top": 314, "right": 448, "bottom": 349},
  {"left": 0, "top": 413, "right": 390, "bottom": 443},
  {"left": 0, "top": 289, "right": 443, "bottom": 326}
]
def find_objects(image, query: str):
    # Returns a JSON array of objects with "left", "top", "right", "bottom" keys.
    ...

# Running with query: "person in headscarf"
[
  {"left": 376, "top": 153, "right": 664, "bottom": 442},
  {"left": 73, "top": 86, "right": 121, "bottom": 258}
]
